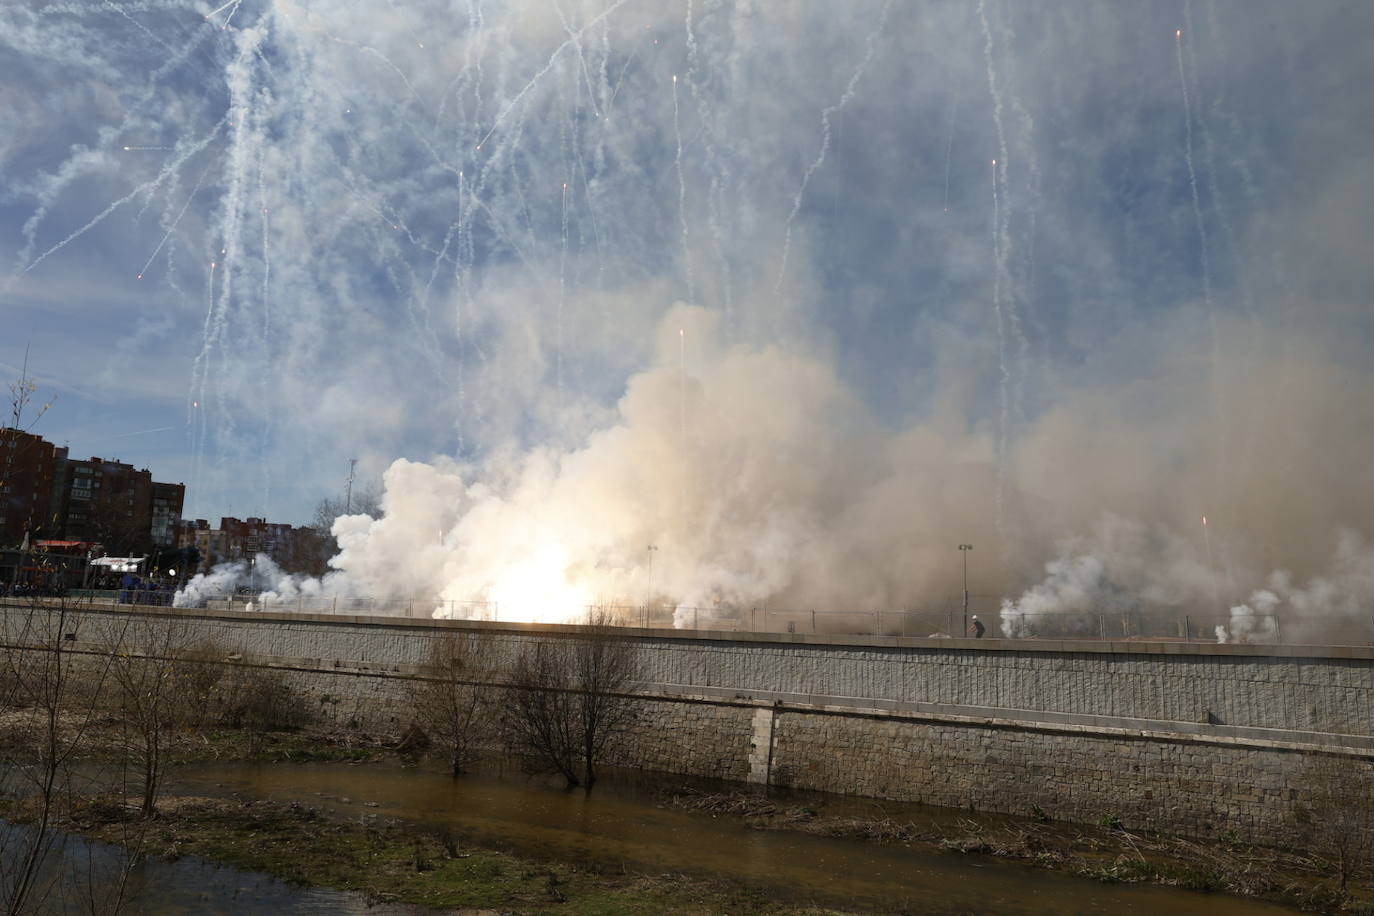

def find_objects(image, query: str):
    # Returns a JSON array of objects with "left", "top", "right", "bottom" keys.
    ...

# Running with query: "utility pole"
[
  {"left": 645, "top": 545, "right": 658, "bottom": 626},
  {"left": 958, "top": 544, "right": 973, "bottom": 636},
  {"left": 345, "top": 458, "right": 357, "bottom": 514}
]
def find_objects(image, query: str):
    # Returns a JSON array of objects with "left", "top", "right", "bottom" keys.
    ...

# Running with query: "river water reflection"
[
  {"left": 0, "top": 820, "right": 426, "bottom": 915},
  {"left": 169, "top": 761, "right": 1296, "bottom": 915}
]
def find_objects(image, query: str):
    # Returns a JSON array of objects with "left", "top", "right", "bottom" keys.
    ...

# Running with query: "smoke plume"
[{"left": 2, "top": 3, "right": 1371, "bottom": 637}]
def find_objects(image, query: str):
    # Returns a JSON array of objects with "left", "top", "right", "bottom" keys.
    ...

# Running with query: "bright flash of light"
[
  {"left": 1202, "top": 515, "right": 1208, "bottom": 526},
  {"left": 1176, "top": 29, "right": 1182, "bottom": 39},
  {"left": 479, "top": 544, "right": 595, "bottom": 624}
]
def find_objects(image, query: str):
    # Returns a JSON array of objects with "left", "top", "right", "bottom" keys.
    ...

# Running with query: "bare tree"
[
  {"left": 506, "top": 610, "right": 638, "bottom": 790},
  {"left": 6, "top": 344, "right": 55, "bottom": 435},
  {"left": 410, "top": 633, "right": 493, "bottom": 776},
  {"left": 311, "top": 482, "right": 382, "bottom": 533},
  {"left": 1291, "top": 752, "right": 1374, "bottom": 894},
  {"left": 574, "top": 615, "right": 639, "bottom": 789},
  {"left": 3, "top": 347, "right": 57, "bottom": 559},
  {"left": 0, "top": 597, "right": 118, "bottom": 913},
  {"left": 105, "top": 618, "right": 214, "bottom": 818},
  {"left": 290, "top": 482, "right": 382, "bottom": 577},
  {"left": 506, "top": 641, "right": 581, "bottom": 787}
]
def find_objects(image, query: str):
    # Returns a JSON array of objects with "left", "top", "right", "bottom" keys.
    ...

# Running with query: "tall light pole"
[
  {"left": 958, "top": 544, "right": 973, "bottom": 636},
  {"left": 345, "top": 458, "right": 358, "bottom": 514},
  {"left": 645, "top": 545, "right": 658, "bottom": 628}
]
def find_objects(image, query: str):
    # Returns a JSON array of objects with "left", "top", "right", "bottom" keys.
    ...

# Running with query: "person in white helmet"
[{"left": 969, "top": 615, "right": 986, "bottom": 638}]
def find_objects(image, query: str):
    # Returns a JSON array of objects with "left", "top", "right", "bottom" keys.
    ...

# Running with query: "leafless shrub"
[
  {"left": 215, "top": 669, "right": 310, "bottom": 754},
  {"left": 1290, "top": 752, "right": 1374, "bottom": 894},
  {"left": 0, "top": 598, "right": 122, "bottom": 914},
  {"left": 506, "top": 641, "right": 581, "bottom": 787},
  {"left": 505, "top": 610, "right": 639, "bottom": 789},
  {"left": 102, "top": 619, "right": 308, "bottom": 762},
  {"left": 105, "top": 620, "right": 226, "bottom": 818},
  {"left": 167, "top": 642, "right": 231, "bottom": 732},
  {"left": 409, "top": 633, "right": 494, "bottom": 775}
]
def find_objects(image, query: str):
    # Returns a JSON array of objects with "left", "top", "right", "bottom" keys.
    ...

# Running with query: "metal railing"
[
  {"left": 136, "top": 595, "right": 1374, "bottom": 645},
  {"left": 13, "top": 590, "right": 1372, "bottom": 645},
  {"left": 58, "top": 588, "right": 176, "bottom": 607}
]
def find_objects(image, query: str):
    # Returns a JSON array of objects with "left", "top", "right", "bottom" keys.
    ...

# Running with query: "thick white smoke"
[
  {"left": 998, "top": 516, "right": 1217, "bottom": 638},
  {"left": 173, "top": 560, "right": 248, "bottom": 608},
  {"left": 1219, "top": 591, "right": 1279, "bottom": 645},
  {"left": 1211, "top": 531, "right": 1374, "bottom": 644},
  {"left": 1006, "top": 524, "right": 1374, "bottom": 643},
  {"left": 10, "top": 3, "right": 1369, "bottom": 636},
  {"left": 187, "top": 304, "right": 1003, "bottom": 621},
  {"left": 175, "top": 302, "right": 1374, "bottom": 642}
]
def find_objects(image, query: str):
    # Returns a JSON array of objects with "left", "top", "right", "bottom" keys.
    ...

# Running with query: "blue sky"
[{"left": 3, "top": 0, "right": 1374, "bottom": 611}]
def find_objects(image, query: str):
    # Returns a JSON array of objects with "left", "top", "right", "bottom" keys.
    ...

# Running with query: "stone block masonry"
[
  {"left": 769, "top": 712, "right": 1315, "bottom": 841},
  {"left": 3, "top": 601, "right": 1372, "bottom": 845}
]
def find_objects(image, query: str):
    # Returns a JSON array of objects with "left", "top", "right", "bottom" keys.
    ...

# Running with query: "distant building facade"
[
  {"left": 176, "top": 519, "right": 226, "bottom": 570},
  {"left": 177, "top": 516, "right": 328, "bottom": 576},
  {"left": 0, "top": 427, "right": 185, "bottom": 557},
  {"left": 150, "top": 481, "right": 184, "bottom": 548},
  {"left": 4, "top": 425, "right": 325, "bottom": 586},
  {"left": 0, "top": 427, "right": 59, "bottom": 546}
]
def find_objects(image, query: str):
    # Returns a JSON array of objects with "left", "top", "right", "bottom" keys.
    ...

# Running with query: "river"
[{"left": 161, "top": 760, "right": 1296, "bottom": 915}]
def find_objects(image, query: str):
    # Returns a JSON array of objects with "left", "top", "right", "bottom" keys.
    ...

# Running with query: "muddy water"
[
  {"left": 0, "top": 820, "right": 426, "bottom": 915},
  {"left": 170, "top": 761, "right": 1295, "bottom": 915}
]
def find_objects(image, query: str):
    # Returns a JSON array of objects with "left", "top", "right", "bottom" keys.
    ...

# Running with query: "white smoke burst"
[
  {"left": 173, "top": 559, "right": 248, "bottom": 609},
  {"left": 1004, "top": 524, "right": 1374, "bottom": 643},
  {"left": 7, "top": 4, "right": 1374, "bottom": 634},
  {"left": 183, "top": 305, "right": 1003, "bottom": 622}
]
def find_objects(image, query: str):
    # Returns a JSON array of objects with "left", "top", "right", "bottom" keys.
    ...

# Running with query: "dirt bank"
[{"left": 662, "top": 785, "right": 1373, "bottom": 914}]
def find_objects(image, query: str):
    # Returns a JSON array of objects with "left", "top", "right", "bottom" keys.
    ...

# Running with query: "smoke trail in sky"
[
  {"left": 672, "top": 73, "right": 692, "bottom": 304},
  {"left": 1175, "top": 25, "right": 1217, "bottom": 362},
  {"left": 775, "top": 0, "right": 891, "bottom": 295},
  {"left": 2, "top": 2, "right": 1372, "bottom": 636},
  {"left": 977, "top": 0, "right": 1020, "bottom": 535}
]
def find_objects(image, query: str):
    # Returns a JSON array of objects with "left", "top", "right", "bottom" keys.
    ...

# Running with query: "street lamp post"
[
  {"left": 80, "top": 548, "right": 93, "bottom": 598},
  {"left": 645, "top": 545, "right": 658, "bottom": 628},
  {"left": 958, "top": 544, "right": 973, "bottom": 636}
]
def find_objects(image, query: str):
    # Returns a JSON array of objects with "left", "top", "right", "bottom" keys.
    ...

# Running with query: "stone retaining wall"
[{"left": 3, "top": 601, "right": 1371, "bottom": 844}]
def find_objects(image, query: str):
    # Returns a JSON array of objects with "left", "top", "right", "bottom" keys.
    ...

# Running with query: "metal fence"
[
  {"left": 44, "top": 591, "right": 1368, "bottom": 645},
  {"left": 15, "top": 588, "right": 1372, "bottom": 645},
  {"left": 61, "top": 588, "right": 176, "bottom": 608}
]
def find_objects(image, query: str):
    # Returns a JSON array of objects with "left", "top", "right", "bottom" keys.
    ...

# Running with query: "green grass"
[{"left": 87, "top": 799, "right": 849, "bottom": 914}]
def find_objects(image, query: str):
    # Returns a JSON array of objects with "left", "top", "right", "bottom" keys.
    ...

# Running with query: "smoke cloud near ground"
[
  {"left": 187, "top": 302, "right": 1374, "bottom": 640},
  {"left": 3, "top": 3, "right": 1372, "bottom": 637}
]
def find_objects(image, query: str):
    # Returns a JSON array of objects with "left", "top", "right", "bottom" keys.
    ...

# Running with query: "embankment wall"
[{"left": 3, "top": 601, "right": 1372, "bottom": 844}]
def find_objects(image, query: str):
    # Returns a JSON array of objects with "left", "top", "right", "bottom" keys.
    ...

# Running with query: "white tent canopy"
[{"left": 90, "top": 556, "right": 146, "bottom": 574}]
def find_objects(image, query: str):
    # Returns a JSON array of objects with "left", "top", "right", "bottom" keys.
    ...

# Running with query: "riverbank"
[
  {"left": 8, "top": 793, "right": 846, "bottom": 915},
  {"left": 2, "top": 719, "right": 1368, "bottom": 913},
  {"left": 662, "top": 785, "right": 1372, "bottom": 914}
]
